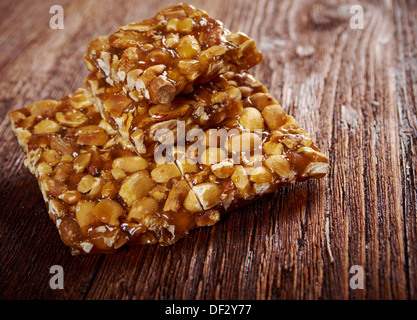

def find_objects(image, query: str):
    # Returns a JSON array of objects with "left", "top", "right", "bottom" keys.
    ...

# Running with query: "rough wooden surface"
[{"left": 0, "top": 0, "right": 416, "bottom": 300}]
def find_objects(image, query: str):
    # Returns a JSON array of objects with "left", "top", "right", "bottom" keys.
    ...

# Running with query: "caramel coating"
[{"left": 84, "top": 3, "right": 262, "bottom": 105}]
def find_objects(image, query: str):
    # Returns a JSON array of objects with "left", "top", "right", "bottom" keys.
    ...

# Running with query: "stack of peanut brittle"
[{"left": 9, "top": 3, "right": 329, "bottom": 255}]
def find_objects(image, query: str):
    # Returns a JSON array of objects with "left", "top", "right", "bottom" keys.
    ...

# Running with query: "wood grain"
[{"left": 0, "top": 0, "right": 416, "bottom": 300}]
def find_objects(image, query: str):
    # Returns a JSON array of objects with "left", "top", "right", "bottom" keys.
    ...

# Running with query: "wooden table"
[{"left": 0, "top": 0, "right": 416, "bottom": 300}]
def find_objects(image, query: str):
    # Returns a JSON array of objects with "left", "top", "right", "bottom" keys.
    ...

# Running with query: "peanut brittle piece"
[
  {"left": 85, "top": 71, "right": 243, "bottom": 156},
  {"left": 172, "top": 72, "right": 330, "bottom": 212},
  {"left": 8, "top": 78, "right": 329, "bottom": 255},
  {"left": 84, "top": 3, "right": 262, "bottom": 105},
  {"left": 8, "top": 89, "right": 218, "bottom": 255}
]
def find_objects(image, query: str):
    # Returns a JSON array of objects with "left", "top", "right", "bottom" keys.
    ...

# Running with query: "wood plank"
[
  {"left": 0, "top": 0, "right": 415, "bottom": 300},
  {"left": 394, "top": 0, "right": 417, "bottom": 300}
]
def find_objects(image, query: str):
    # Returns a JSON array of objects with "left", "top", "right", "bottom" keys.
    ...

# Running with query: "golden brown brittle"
[{"left": 84, "top": 3, "right": 262, "bottom": 105}]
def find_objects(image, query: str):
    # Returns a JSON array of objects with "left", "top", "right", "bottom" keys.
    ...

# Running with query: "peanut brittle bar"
[
  {"left": 84, "top": 3, "right": 262, "bottom": 105},
  {"left": 9, "top": 77, "right": 329, "bottom": 254},
  {"left": 172, "top": 72, "right": 330, "bottom": 212},
  {"left": 9, "top": 73, "right": 329, "bottom": 255},
  {"left": 85, "top": 71, "right": 244, "bottom": 156},
  {"left": 8, "top": 1, "right": 331, "bottom": 257},
  {"left": 8, "top": 89, "right": 221, "bottom": 255}
]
